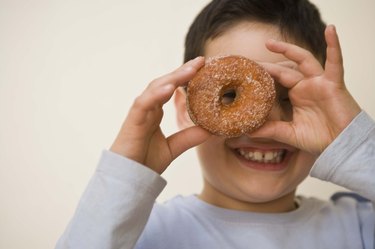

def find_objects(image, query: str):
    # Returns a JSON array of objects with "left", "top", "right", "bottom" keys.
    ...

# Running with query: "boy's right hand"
[{"left": 110, "top": 57, "right": 211, "bottom": 174}]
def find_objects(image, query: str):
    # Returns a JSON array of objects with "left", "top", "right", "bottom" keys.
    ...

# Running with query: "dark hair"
[{"left": 184, "top": 0, "right": 327, "bottom": 64}]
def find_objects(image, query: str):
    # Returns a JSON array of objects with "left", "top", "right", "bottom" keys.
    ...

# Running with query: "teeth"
[
  {"left": 264, "top": 152, "right": 274, "bottom": 161},
  {"left": 238, "top": 149, "right": 285, "bottom": 163},
  {"left": 253, "top": 151, "right": 262, "bottom": 161}
]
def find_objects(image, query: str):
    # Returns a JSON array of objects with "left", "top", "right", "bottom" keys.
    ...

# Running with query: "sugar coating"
[{"left": 186, "top": 55, "right": 276, "bottom": 137}]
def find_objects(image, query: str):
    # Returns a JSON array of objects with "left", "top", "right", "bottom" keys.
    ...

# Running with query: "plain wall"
[{"left": 0, "top": 0, "right": 374, "bottom": 248}]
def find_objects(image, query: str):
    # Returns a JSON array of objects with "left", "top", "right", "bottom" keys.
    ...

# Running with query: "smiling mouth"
[{"left": 236, "top": 148, "right": 287, "bottom": 164}]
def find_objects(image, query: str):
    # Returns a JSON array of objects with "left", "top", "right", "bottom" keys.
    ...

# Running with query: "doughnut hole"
[{"left": 220, "top": 87, "right": 237, "bottom": 105}]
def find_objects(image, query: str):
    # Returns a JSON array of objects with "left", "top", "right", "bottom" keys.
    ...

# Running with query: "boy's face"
[{"left": 175, "top": 22, "right": 316, "bottom": 212}]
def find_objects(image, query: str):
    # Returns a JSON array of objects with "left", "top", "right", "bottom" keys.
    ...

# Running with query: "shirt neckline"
[{"left": 176, "top": 195, "right": 322, "bottom": 225}]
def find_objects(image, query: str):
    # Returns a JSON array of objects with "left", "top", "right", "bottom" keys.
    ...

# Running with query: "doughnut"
[{"left": 186, "top": 55, "right": 276, "bottom": 137}]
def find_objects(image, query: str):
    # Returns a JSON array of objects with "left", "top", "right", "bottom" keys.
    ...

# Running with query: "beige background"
[{"left": 0, "top": 0, "right": 374, "bottom": 248}]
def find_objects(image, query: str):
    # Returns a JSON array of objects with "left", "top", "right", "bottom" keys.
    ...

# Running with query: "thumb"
[
  {"left": 167, "top": 126, "right": 211, "bottom": 160},
  {"left": 249, "top": 121, "right": 298, "bottom": 147}
]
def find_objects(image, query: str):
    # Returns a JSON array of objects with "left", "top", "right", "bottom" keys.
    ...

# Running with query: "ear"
[{"left": 174, "top": 87, "right": 194, "bottom": 130}]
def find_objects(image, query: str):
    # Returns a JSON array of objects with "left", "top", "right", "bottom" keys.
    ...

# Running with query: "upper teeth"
[{"left": 238, "top": 149, "right": 284, "bottom": 163}]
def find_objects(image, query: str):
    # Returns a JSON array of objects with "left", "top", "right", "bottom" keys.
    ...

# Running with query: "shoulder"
[
  {"left": 328, "top": 192, "right": 374, "bottom": 224},
  {"left": 303, "top": 191, "right": 374, "bottom": 214},
  {"left": 297, "top": 192, "right": 374, "bottom": 231},
  {"left": 331, "top": 192, "right": 374, "bottom": 248},
  {"left": 308, "top": 192, "right": 374, "bottom": 239},
  {"left": 298, "top": 192, "right": 374, "bottom": 249}
]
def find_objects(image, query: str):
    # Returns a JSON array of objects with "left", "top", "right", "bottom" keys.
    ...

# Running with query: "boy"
[{"left": 56, "top": 0, "right": 375, "bottom": 248}]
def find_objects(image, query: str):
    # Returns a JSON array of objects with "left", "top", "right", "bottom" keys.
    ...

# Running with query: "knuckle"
[
  {"left": 148, "top": 78, "right": 160, "bottom": 88},
  {"left": 132, "top": 95, "right": 147, "bottom": 110}
]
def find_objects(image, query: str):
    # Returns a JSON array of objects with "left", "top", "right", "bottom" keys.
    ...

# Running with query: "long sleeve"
[
  {"left": 311, "top": 111, "right": 375, "bottom": 200},
  {"left": 55, "top": 150, "right": 167, "bottom": 249}
]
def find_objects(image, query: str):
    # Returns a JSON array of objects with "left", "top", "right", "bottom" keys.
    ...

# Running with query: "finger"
[
  {"left": 167, "top": 126, "right": 211, "bottom": 160},
  {"left": 261, "top": 62, "right": 304, "bottom": 89},
  {"left": 275, "top": 60, "right": 299, "bottom": 70},
  {"left": 249, "top": 120, "right": 298, "bottom": 147},
  {"left": 266, "top": 39, "right": 324, "bottom": 77},
  {"left": 125, "top": 57, "right": 204, "bottom": 126},
  {"left": 151, "top": 56, "right": 206, "bottom": 90},
  {"left": 324, "top": 25, "right": 344, "bottom": 83},
  {"left": 134, "top": 57, "right": 205, "bottom": 112}
]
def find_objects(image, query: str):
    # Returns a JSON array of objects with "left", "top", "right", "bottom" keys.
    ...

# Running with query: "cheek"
[
  {"left": 296, "top": 151, "right": 316, "bottom": 170},
  {"left": 196, "top": 137, "right": 230, "bottom": 181},
  {"left": 289, "top": 151, "right": 316, "bottom": 185},
  {"left": 196, "top": 137, "right": 225, "bottom": 168}
]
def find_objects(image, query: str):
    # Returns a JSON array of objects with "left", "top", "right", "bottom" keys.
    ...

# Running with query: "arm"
[
  {"left": 311, "top": 111, "right": 375, "bottom": 200},
  {"left": 56, "top": 150, "right": 166, "bottom": 249},
  {"left": 56, "top": 57, "right": 211, "bottom": 249}
]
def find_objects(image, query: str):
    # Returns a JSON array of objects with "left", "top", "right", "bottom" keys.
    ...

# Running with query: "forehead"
[{"left": 204, "top": 21, "right": 289, "bottom": 64}]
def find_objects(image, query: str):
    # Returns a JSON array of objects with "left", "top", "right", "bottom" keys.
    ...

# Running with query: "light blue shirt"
[{"left": 56, "top": 111, "right": 375, "bottom": 249}]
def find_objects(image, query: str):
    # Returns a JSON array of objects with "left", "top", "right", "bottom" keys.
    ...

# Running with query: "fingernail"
[
  {"left": 183, "top": 66, "right": 194, "bottom": 72},
  {"left": 193, "top": 56, "right": 204, "bottom": 61},
  {"left": 191, "top": 56, "right": 204, "bottom": 65},
  {"left": 183, "top": 56, "right": 204, "bottom": 71}
]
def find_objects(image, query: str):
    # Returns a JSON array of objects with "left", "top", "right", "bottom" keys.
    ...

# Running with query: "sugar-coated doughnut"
[{"left": 186, "top": 55, "right": 275, "bottom": 137}]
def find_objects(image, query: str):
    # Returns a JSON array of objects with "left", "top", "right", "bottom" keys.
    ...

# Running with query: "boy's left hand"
[{"left": 254, "top": 25, "right": 361, "bottom": 155}]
